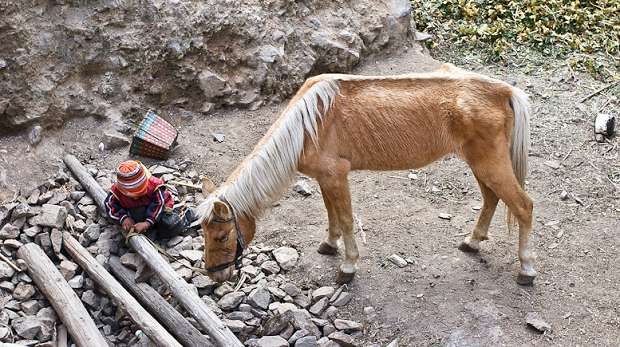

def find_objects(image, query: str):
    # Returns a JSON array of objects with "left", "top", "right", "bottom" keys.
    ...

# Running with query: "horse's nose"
[{"left": 208, "top": 267, "right": 234, "bottom": 283}]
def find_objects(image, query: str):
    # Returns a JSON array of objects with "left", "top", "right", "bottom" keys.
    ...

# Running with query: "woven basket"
[{"left": 129, "top": 111, "right": 178, "bottom": 160}]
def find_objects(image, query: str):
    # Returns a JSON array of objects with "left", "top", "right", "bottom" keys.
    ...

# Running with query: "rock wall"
[{"left": 0, "top": 0, "right": 413, "bottom": 131}]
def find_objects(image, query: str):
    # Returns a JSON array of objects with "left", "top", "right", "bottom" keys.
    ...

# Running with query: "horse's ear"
[
  {"left": 201, "top": 176, "right": 216, "bottom": 196},
  {"left": 213, "top": 200, "right": 232, "bottom": 220}
]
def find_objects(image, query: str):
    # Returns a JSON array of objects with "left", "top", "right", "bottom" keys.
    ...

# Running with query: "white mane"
[{"left": 198, "top": 78, "right": 340, "bottom": 221}]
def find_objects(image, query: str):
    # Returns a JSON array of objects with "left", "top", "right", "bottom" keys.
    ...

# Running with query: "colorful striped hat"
[{"left": 115, "top": 160, "right": 151, "bottom": 198}]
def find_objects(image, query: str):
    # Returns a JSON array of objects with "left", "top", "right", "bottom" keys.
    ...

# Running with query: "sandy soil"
[{"left": 1, "top": 44, "right": 619, "bottom": 346}]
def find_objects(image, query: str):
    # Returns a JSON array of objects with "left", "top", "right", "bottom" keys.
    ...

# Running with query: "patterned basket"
[{"left": 129, "top": 111, "right": 178, "bottom": 160}]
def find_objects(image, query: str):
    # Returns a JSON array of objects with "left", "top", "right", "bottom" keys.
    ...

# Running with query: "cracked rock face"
[{"left": 0, "top": 0, "right": 413, "bottom": 131}]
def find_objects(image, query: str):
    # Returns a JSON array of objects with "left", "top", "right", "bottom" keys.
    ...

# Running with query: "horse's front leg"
[
  {"left": 315, "top": 160, "right": 359, "bottom": 284},
  {"left": 316, "top": 182, "right": 341, "bottom": 255}
]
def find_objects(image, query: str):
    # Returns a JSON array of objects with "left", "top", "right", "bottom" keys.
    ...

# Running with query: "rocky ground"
[
  {"left": 0, "top": 162, "right": 382, "bottom": 346},
  {"left": 0, "top": 23, "right": 619, "bottom": 347}
]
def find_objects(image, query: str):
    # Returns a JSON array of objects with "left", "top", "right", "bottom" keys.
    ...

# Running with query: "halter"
[{"left": 204, "top": 197, "right": 246, "bottom": 273}]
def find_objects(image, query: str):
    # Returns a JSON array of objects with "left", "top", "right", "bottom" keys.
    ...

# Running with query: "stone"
[
  {"left": 254, "top": 335, "right": 288, "bottom": 347},
  {"left": 23, "top": 225, "right": 42, "bottom": 238},
  {"left": 218, "top": 291, "right": 245, "bottom": 311},
  {"left": 272, "top": 302, "right": 297, "bottom": 315},
  {"left": 83, "top": 224, "right": 101, "bottom": 242},
  {"left": 290, "top": 309, "right": 321, "bottom": 338},
  {"left": 198, "top": 70, "right": 227, "bottom": 100},
  {"left": 0, "top": 223, "right": 20, "bottom": 239},
  {"left": 201, "top": 295, "right": 223, "bottom": 315},
  {"left": 78, "top": 205, "right": 98, "bottom": 220},
  {"left": 150, "top": 165, "right": 176, "bottom": 176},
  {"left": 27, "top": 189, "right": 41, "bottom": 204},
  {"left": 267, "top": 286, "right": 287, "bottom": 299},
  {"left": 248, "top": 287, "right": 271, "bottom": 310},
  {"left": 77, "top": 195, "right": 95, "bottom": 206},
  {"left": 292, "top": 180, "right": 313, "bottom": 196},
  {"left": 322, "top": 306, "right": 338, "bottom": 320},
  {"left": 544, "top": 160, "right": 561, "bottom": 170},
  {"left": 0, "top": 326, "right": 8, "bottom": 339},
  {"left": 68, "top": 275, "right": 84, "bottom": 289},
  {"left": 180, "top": 249, "right": 203, "bottom": 262},
  {"left": 323, "top": 323, "right": 336, "bottom": 336},
  {"left": 12, "top": 316, "right": 42, "bottom": 339},
  {"left": 309, "top": 297, "right": 329, "bottom": 316},
  {"left": 295, "top": 336, "right": 318, "bottom": 347},
  {"left": 328, "top": 332, "right": 357, "bottom": 347},
  {"left": 241, "top": 264, "right": 260, "bottom": 277},
  {"left": 13, "top": 283, "right": 36, "bottom": 301},
  {"left": 282, "top": 283, "right": 301, "bottom": 297},
  {"left": 294, "top": 294, "right": 311, "bottom": 309},
  {"left": 103, "top": 131, "right": 130, "bottom": 149},
  {"left": 526, "top": 312, "right": 552, "bottom": 333},
  {"left": 70, "top": 191, "right": 86, "bottom": 201},
  {"left": 387, "top": 254, "right": 408, "bottom": 268},
  {"left": 289, "top": 329, "right": 310, "bottom": 344},
  {"left": 11, "top": 203, "right": 34, "bottom": 220},
  {"left": 212, "top": 133, "right": 225, "bottom": 143},
  {"left": 21, "top": 300, "right": 40, "bottom": 315},
  {"left": 60, "top": 260, "right": 78, "bottom": 280},
  {"left": 192, "top": 275, "right": 216, "bottom": 290},
  {"left": 33, "top": 204, "right": 66, "bottom": 228},
  {"left": 82, "top": 289, "right": 101, "bottom": 309},
  {"left": 227, "top": 311, "right": 254, "bottom": 321},
  {"left": 438, "top": 213, "right": 453, "bottom": 220},
  {"left": 330, "top": 292, "right": 352, "bottom": 307},
  {"left": 120, "top": 253, "right": 143, "bottom": 270},
  {"left": 279, "top": 323, "right": 295, "bottom": 340},
  {"left": 333, "top": 319, "right": 363, "bottom": 331},
  {"left": 214, "top": 283, "right": 234, "bottom": 297},
  {"left": 50, "top": 228, "right": 62, "bottom": 253},
  {"left": 312, "top": 286, "right": 335, "bottom": 302},
  {"left": 272, "top": 247, "right": 299, "bottom": 271},
  {"left": 47, "top": 191, "right": 68, "bottom": 205},
  {"left": 223, "top": 319, "right": 247, "bottom": 333}
]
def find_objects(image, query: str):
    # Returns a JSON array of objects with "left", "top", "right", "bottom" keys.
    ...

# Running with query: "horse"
[{"left": 197, "top": 63, "right": 536, "bottom": 286}]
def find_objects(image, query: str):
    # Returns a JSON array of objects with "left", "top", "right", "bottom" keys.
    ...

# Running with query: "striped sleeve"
[
  {"left": 104, "top": 192, "right": 129, "bottom": 223},
  {"left": 145, "top": 188, "right": 166, "bottom": 226}
]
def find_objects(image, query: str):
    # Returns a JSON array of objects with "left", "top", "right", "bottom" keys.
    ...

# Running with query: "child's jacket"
[{"left": 104, "top": 176, "right": 174, "bottom": 226}]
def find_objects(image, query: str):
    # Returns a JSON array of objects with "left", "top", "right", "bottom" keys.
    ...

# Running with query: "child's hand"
[
  {"left": 122, "top": 218, "right": 135, "bottom": 231},
  {"left": 134, "top": 222, "right": 150, "bottom": 233}
]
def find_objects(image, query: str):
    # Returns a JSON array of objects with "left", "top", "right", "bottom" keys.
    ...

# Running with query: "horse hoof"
[
  {"left": 317, "top": 242, "right": 338, "bottom": 255},
  {"left": 516, "top": 273, "right": 535, "bottom": 286},
  {"left": 336, "top": 270, "right": 355, "bottom": 284},
  {"left": 458, "top": 241, "right": 479, "bottom": 253}
]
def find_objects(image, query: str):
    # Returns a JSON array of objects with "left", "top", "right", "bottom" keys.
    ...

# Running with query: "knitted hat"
[{"left": 115, "top": 160, "right": 151, "bottom": 198}]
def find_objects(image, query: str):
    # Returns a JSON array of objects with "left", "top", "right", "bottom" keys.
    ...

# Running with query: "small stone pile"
[{"left": 0, "top": 161, "right": 365, "bottom": 347}]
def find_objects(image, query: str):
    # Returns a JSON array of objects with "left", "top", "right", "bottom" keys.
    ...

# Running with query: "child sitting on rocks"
[{"left": 104, "top": 160, "right": 196, "bottom": 238}]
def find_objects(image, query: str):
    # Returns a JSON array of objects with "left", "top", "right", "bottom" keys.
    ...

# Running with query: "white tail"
[{"left": 509, "top": 86, "right": 530, "bottom": 188}]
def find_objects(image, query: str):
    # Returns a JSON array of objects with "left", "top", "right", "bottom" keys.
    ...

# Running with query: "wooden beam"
[
  {"left": 62, "top": 232, "right": 182, "bottom": 347},
  {"left": 17, "top": 243, "right": 107, "bottom": 347},
  {"left": 63, "top": 154, "right": 242, "bottom": 347},
  {"left": 109, "top": 257, "right": 213, "bottom": 347}
]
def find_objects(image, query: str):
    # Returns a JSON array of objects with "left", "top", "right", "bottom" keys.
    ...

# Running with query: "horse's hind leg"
[
  {"left": 465, "top": 143, "right": 536, "bottom": 285},
  {"left": 459, "top": 177, "right": 499, "bottom": 253}
]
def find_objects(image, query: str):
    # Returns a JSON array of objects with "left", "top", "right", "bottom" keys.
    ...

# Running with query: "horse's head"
[{"left": 199, "top": 178, "right": 256, "bottom": 283}]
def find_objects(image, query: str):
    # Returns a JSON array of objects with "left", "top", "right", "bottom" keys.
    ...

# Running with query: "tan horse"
[{"left": 198, "top": 63, "right": 536, "bottom": 286}]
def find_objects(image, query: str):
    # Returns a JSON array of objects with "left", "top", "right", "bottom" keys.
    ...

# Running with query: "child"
[{"left": 104, "top": 160, "right": 196, "bottom": 238}]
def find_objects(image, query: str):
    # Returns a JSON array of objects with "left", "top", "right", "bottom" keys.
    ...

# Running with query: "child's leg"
[{"left": 156, "top": 207, "right": 187, "bottom": 239}]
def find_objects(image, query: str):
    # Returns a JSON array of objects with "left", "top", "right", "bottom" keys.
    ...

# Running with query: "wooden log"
[
  {"left": 63, "top": 154, "right": 243, "bottom": 347},
  {"left": 62, "top": 232, "right": 182, "bottom": 347},
  {"left": 109, "top": 257, "right": 213, "bottom": 347},
  {"left": 16, "top": 243, "right": 107, "bottom": 347},
  {"left": 126, "top": 233, "right": 242, "bottom": 346},
  {"left": 57, "top": 324, "right": 68, "bottom": 347}
]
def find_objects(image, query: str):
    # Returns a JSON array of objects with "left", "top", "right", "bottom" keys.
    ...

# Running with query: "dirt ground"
[{"left": 1, "top": 44, "right": 619, "bottom": 346}]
